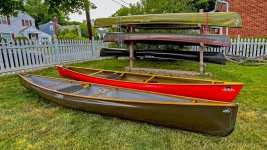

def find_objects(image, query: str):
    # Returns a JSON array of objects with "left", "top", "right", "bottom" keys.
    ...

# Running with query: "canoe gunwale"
[
  {"left": 64, "top": 65, "right": 243, "bottom": 86},
  {"left": 19, "top": 73, "right": 236, "bottom": 106}
]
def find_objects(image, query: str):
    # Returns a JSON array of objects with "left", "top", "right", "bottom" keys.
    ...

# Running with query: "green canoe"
[{"left": 95, "top": 12, "right": 242, "bottom": 28}]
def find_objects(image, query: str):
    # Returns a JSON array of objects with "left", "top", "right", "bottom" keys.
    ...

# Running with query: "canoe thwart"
[
  {"left": 89, "top": 71, "right": 103, "bottom": 76},
  {"left": 144, "top": 76, "right": 155, "bottom": 83}
]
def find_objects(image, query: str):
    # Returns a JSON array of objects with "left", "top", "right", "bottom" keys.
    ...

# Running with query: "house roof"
[{"left": 20, "top": 26, "right": 42, "bottom": 34}]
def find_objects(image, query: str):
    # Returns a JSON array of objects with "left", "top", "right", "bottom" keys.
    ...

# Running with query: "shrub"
[{"left": 14, "top": 36, "right": 28, "bottom": 43}]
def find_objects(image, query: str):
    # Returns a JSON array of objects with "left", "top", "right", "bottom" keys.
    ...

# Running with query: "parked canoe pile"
[
  {"left": 96, "top": 12, "right": 242, "bottom": 64},
  {"left": 19, "top": 12, "right": 244, "bottom": 136}
]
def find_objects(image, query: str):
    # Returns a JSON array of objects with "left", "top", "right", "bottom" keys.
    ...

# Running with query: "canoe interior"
[
  {"left": 68, "top": 67, "right": 225, "bottom": 84},
  {"left": 24, "top": 75, "right": 218, "bottom": 104}
]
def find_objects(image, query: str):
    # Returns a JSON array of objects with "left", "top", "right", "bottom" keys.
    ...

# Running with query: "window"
[
  {"left": 2, "top": 33, "right": 11, "bottom": 41},
  {"left": 25, "top": 20, "right": 30, "bottom": 26},
  {"left": 49, "top": 25, "right": 54, "bottom": 31},
  {"left": 1, "top": 16, "right": 7, "bottom": 24}
]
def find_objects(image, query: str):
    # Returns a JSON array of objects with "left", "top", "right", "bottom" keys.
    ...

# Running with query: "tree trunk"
[{"left": 84, "top": 0, "right": 92, "bottom": 40}]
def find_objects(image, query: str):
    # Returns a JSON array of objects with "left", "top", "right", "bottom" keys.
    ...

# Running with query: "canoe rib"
[
  {"left": 57, "top": 65, "right": 243, "bottom": 102},
  {"left": 18, "top": 74, "right": 238, "bottom": 136}
]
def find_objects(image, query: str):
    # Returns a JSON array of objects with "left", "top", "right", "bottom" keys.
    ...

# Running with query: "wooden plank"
[
  {"left": 229, "top": 39, "right": 233, "bottom": 55},
  {"left": 245, "top": 38, "right": 250, "bottom": 57},
  {"left": 2, "top": 49, "right": 10, "bottom": 71},
  {"left": 7, "top": 48, "right": 15, "bottom": 69},
  {"left": 35, "top": 46, "right": 41, "bottom": 66},
  {"left": 17, "top": 47, "right": 23, "bottom": 67},
  {"left": 253, "top": 38, "right": 258, "bottom": 57},
  {"left": 261, "top": 38, "right": 265, "bottom": 56},
  {"left": 236, "top": 36, "right": 240, "bottom": 56},
  {"left": 13, "top": 48, "right": 19, "bottom": 69},
  {"left": 262, "top": 38, "right": 267, "bottom": 55},
  {"left": 257, "top": 38, "right": 262, "bottom": 57},
  {"left": 0, "top": 49, "right": 5, "bottom": 72}
]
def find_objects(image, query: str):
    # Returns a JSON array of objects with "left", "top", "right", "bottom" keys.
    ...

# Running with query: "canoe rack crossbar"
[{"left": 57, "top": 85, "right": 85, "bottom": 93}]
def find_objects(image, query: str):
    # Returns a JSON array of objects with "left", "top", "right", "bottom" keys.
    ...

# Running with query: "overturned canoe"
[
  {"left": 100, "top": 48, "right": 226, "bottom": 65},
  {"left": 104, "top": 33, "right": 232, "bottom": 47},
  {"left": 57, "top": 65, "right": 243, "bottom": 102},
  {"left": 95, "top": 12, "right": 242, "bottom": 28},
  {"left": 19, "top": 74, "right": 238, "bottom": 136}
]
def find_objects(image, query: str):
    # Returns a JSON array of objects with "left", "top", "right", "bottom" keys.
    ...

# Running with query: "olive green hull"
[
  {"left": 95, "top": 12, "right": 242, "bottom": 28},
  {"left": 19, "top": 75, "right": 238, "bottom": 136}
]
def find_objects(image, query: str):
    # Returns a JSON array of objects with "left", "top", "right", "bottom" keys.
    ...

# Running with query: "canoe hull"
[
  {"left": 19, "top": 75, "right": 238, "bottom": 136},
  {"left": 57, "top": 66, "right": 243, "bottom": 102},
  {"left": 100, "top": 48, "right": 226, "bottom": 65},
  {"left": 94, "top": 12, "right": 242, "bottom": 28},
  {"left": 103, "top": 33, "right": 232, "bottom": 47}
]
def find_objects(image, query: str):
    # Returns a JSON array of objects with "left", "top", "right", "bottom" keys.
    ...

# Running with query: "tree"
[
  {"left": 0, "top": 0, "right": 24, "bottom": 16},
  {"left": 113, "top": 0, "right": 216, "bottom": 17},
  {"left": 45, "top": 0, "right": 96, "bottom": 40},
  {"left": 193, "top": 0, "right": 216, "bottom": 12}
]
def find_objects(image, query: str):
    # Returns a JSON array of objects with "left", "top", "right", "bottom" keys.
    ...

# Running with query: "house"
[
  {"left": 215, "top": 0, "right": 267, "bottom": 37},
  {"left": 0, "top": 12, "right": 51, "bottom": 42},
  {"left": 39, "top": 21, "right": 81, "bottom": 36}
]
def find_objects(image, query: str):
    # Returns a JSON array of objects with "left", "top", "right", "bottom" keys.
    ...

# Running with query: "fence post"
[{"left": 53, "top": 35, "right": 60, "bottom": 64}]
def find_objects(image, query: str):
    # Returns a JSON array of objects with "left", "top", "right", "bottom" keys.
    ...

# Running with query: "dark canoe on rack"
[
  {"left": 103, "top": 33, "right": 232, "bottom": 47},
  {"left": 100, "top": 48, "right": 226, "bottom": 65},
  {"left": 19, "top": 74, "right": 238, "bottom": 136},
  {"left": 57, "top": 65, "right": 243, "bottom": 102},
  {"left": 94, "top": 12, "right": 242, "bottom": 28}
]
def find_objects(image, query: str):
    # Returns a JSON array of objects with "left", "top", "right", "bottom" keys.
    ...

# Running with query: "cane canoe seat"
[{"left": 57, "top": 84, "right": 85, "bottom": 93}]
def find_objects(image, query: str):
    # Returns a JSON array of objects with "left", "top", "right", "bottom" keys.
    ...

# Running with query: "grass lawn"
[{"left": 0, "top": 58, "right": 266, "bottom": 149}]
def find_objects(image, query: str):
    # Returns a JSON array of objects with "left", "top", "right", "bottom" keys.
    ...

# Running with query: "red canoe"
[{"left": 57, "top": 65, "right": 243, "bottom": 102}]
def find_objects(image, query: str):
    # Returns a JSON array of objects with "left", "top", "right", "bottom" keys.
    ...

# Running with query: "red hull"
[{"left": 57, "top": 66, "right": 243, "bottom": 102}]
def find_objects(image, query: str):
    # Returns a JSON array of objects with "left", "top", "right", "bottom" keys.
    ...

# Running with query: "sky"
[{"left": 69, "top": 0, "right": 140, "bottom": 22}]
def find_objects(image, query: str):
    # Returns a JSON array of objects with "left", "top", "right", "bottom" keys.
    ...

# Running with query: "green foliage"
[
  {"left": 24, "top": 0, "right": 69, "bottom": 26},
  {"left": 0, "top": 0, "right": 24, "bottom": 16},
  {"left": 193, "top": 0, "right": 216, "bottom": 12},
  {"left": 113, "top": 0, "right": 216, "bottom": 17},
  {"left": 45, "top": 0, "right": 96, "bottom": 16},
  {"left": 80, "top": 23, "right": 100, "bottom": 39},
  {"left": 57, "top": 28, "right": 87, "bottom": 40},
  {"left": 13, "top": 36, "right": 29, "bottom": 45},
  {"left": 14, "top": 36, "right": 28, "bottom": 43}
]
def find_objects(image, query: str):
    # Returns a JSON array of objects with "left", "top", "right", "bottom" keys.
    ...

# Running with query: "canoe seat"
[
  {"left": 106, "top": 74, "right": 121, "bottom": 80},
  {"left": 57, "top": 84, "right": 85, "bottom": 93}
]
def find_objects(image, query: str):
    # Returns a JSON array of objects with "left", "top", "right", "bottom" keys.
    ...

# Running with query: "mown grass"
[{"left": 0, "top": 58, "right": 266, "bottom": 149}]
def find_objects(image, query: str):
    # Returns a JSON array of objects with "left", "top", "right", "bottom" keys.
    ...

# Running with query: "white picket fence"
[
  {"left": 0, "top": 39, "right": 108, "bottom": 74},
  {"left": 192, "top": 37, "right": 267, "bottom": 57}
]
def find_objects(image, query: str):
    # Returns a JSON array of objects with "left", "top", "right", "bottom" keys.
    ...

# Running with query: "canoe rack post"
[
  {"left": 129, "top": 27, "right": 134, "bottom": 71},
  {"left": 199, "top": 42, "right": 205, "bottom": 74}
]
